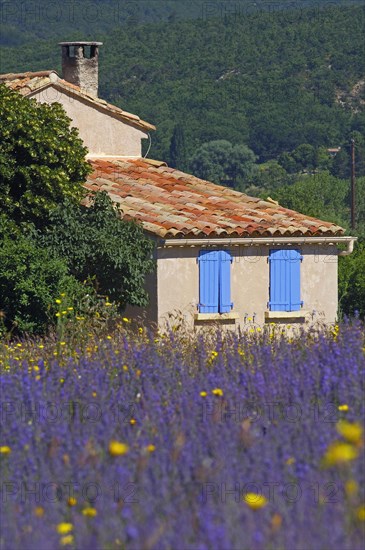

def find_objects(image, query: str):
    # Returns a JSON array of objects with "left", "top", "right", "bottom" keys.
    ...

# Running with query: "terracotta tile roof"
[
  {"left": 84, "top": 158, "right": 345, "bottom": 238},
  {"left": 0, "top": 71, "right": 155, "bottom": 132}
]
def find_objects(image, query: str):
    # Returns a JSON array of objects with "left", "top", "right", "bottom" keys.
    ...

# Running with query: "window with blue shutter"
[
  {"left": 268, "top": 249, "right": 303, "bottom": 311},
  {"left": 198, "top": 250, "right": 233, "bottom": 313}
]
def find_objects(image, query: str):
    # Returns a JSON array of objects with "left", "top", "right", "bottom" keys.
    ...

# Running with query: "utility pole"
[{"left": 351, "top": 139, "right": 356, "bottom": 230}]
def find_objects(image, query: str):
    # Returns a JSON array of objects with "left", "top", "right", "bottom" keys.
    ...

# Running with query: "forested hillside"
[
  {"left": 1, "top": 5, "right": 364, "bottom": 164},
  {"left": 0, "top": 0, "right": 362, "bottom": 46}
]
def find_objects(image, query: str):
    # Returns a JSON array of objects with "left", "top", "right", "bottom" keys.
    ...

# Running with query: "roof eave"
[{"left": 159, "top": 235, "right": 354, "bottom": 248}]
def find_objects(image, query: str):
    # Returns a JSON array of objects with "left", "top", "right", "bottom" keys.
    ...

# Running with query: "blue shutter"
[
  {"left": 269, "top": 249, "right": 303, "bottom": 311},
  {"left": 287, "top": 249, "right": 303, "bottom": 311},
  {"left": 219, "top": 250, "right": 233, "bottom": 313},
  {"left": 198, "top": 250, "right": 219, "bottom": 313}
]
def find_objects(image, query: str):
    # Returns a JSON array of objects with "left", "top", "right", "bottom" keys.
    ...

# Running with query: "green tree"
[
  {"left": 41, "top": 192, "right": 155, "bottom": 308},
  {"left": 0, "top": 217, "right": 88, "bottom": 334},
  {"left": 270, "top": 172, "right": 349, "bottom": 228},
  {"left": 339, "top": 241, "right": 365, "bottom": 320},
  {"left": 315, "top": 146, "right": 333, "bottom": 172},
  {"left": 332, "top": 132, "right": 365, "bottom": 179},
  {"left": 169, "top": 124, "right": 188, "bottom": 171},
  {"left": 189, "top": 140, "right": 257, "bottom": 189},
  {"left": 292, "top": 144, "right": 317, "bottom": 172},
  {"left": 250, "top": 160, "right": 292, "bottom": 192},
  {"left": 0, "top": 84, "right": 91, "bottom": 228},
  {"left": 278, "top": 151, "right": 298, "bottom": 174}
]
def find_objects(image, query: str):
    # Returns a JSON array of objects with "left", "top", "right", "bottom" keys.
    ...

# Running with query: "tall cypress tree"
[{"left": 169, "top": 124, "right": 188, "bottom": 171}]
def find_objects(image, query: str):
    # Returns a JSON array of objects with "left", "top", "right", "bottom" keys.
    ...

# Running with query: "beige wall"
[
  {"left": 30, "top": 86, "right": 148, "bottom": 157},
  {"left": 155, "top": 244, "right": 339, "bottom": 329},
  {"left": 123, "top": 268, "right": 158, "bottom": 327}
]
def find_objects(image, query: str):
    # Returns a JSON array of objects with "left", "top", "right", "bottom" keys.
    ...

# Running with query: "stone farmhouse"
[{"left": 1, "top": 42, "right": 356, "bottom": 329}]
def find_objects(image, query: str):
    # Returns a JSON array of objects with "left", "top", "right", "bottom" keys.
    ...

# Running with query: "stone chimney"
[{"left": 59, "top": 41, "right": 102, "bottom": 97}]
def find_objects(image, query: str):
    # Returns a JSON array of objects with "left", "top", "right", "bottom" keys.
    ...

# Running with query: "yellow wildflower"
[
  {"left": 200, "top": 391, "right": 208, "bottom": 397},
  {"left": 67, "top": 307, "right": 73, "bottom": 311},
  {"left": 322, "top": 441, "right": 358, "bottom": 467},
  {"left": 109, "top": 441, "right": 129, "bottom": 456},
  {"left": 345, "top": 479, "right": 358, "bottom": 497},
  {"left": 122, "top": 317, "right": 129, "bottom": 322},
  {"left": 357, "top": 506, "right": 365, "bottom": 522},
  {"left": 0, "top": 446, "right": 11, "bottom": 454},
  {"left": 130, "top": 419, "right": 136, "bottom": 425},
  {"left": 336, "top": 420, "right": 363, "bottom": 445},
  {"left": 34, "top": 506, "right": 44, "bottom": 517},
  {"left": 146, "top": 444, "right": 156, "bottom": 453},
  {"left": 55, "top": 312, "right": 61, "bottom": 317},
  {"left": 67, "top": 497, "right": 77, "bottom": 507},
  {"left": 285, "top": 457, "right": 295, "bottom": 465},
  {"left": 92, "top": 391, "right": 97, "bottom": 398},
  {"left": 243, "top": 493, "right": 268, "bottom": 510},
  {"left": 338, "top": 404, "right": 349, "bottom": 411},
  {"left": 57, "top": 523, "right": 73, "bottom": 535},
  {"left": 106, "top": 335, "right": 112, "bottom": 340},
  {"left": 82, "top": 507, "right": 97, "bottom": 517},
  {"left": 212, "top": 388, "right": 223, "bottom": 397},
  {"left": 55, "top": 299, "right": 62, "bottom": 304},
  {"left": 60, "top": 535, "right": 74, "bottom": 546},
  {"left": 123, "top": 365, "right": 128, "bottom": 371}
]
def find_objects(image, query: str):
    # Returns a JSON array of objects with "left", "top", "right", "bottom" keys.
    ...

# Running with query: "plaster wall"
[
  {"left": 155, "top": 244, "right": 338, "bottom": 329},
  {"left": 123, "top": 268, "right": 158, "bottom": 326},
  {"left": 31, "top": 86, "right": 147, "bottom": 157}
]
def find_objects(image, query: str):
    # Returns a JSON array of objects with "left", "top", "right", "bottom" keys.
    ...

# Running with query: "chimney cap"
[{"left": 59, "top": 41, "right": 103, "bottom": 46}]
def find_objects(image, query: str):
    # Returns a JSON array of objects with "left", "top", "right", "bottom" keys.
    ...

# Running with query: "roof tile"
[{"left": 82, "top": 158, "right": 345, "bottom": 239}]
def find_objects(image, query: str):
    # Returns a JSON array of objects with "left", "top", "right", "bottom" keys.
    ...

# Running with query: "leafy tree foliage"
[
  {"left": 331, "top": 132, "right": 365, "bottom": 179},
  {"left": 0, "top": 88, "right": 155, "bottom": 334},
  {"left": 0, "top": 217, "right": 88, "bottom": 334},
  {"left": 339, "top": 241, "right": 365, "bottom": 319},
  {"left": 278, "top": 144, "right": 333, "bottom": 174},
  {"left": 0, "top": 85, "right": 91, "bottom": 227},
  {"left": 41, "top": 193, "right": 155, "bottom": 308},
  {"left": 269, "top": 172, "right": 350, "bottom": 229},
  {"left": 189, "top": 140, "right": 257, "bottom": 189},
  {"left": 245, "top": 161, "right": 293, "bottom": 196}
]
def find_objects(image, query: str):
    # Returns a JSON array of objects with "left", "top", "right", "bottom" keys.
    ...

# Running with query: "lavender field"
[{"left": 1, "top": 321, "right": 364, "bottom": 550}]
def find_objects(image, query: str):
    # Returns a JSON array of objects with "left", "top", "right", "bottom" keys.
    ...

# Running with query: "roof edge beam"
[{"left": 159, "top": 236, "right": 358, "bottom": 250}]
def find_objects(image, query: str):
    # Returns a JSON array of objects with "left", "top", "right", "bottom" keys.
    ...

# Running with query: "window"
[
  {"left": 198, "top": 250, "right": 233, "bottom": 313},
  {"left": 268, "top": 249, "right": 303, "bottom": 312}
]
